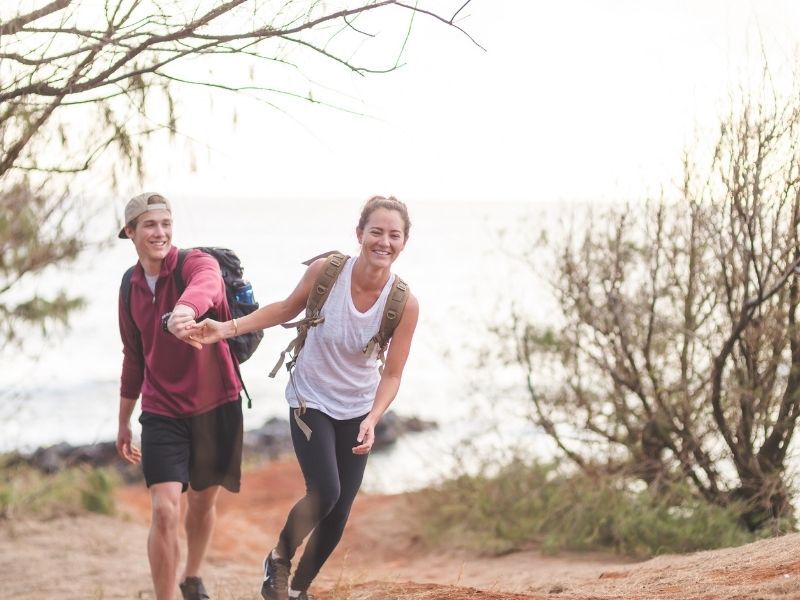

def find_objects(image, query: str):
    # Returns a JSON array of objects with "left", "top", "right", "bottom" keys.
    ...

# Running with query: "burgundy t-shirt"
[{"left": 118, "top": 246, "right": 242, "bottom": 416}]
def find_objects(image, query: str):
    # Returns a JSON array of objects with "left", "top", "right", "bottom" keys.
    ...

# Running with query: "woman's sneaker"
[{"left": 261, "top": 551, "right": 290, "bottom": 600}]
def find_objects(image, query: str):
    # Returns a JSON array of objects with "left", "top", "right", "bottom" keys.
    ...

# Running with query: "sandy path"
[{"left": 2, "top": 458, "right": 800, "bottom": 599}]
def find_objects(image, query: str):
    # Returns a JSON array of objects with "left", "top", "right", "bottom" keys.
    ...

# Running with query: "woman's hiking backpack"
[
  {"left": 269, "top": 251, "right": 410, "bottom": 440},
  {"left": 119, "top": 247, "right": 263, "bottom": 407},
  {"left": 269, "top": 251, "right": 410, "bottom": 378}
]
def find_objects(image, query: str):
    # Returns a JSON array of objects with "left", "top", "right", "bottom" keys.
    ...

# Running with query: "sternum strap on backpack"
[{"left": 269, "top": 252, "right": 410, "bottom": 441}]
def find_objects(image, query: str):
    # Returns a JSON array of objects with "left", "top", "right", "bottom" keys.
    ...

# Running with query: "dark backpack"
[
  {"left": 120, "top": 247, "right": 263, "bottom": 407},
  {"left": 174, "top": 248, "right": 263, "bottom": 363}
]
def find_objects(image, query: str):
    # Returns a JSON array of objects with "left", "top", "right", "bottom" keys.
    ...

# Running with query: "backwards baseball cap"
[{"left": 118, "top": 192, "right": 172, "bottom": 239}]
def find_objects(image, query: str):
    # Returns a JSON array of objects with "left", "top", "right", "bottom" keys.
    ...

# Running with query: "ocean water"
[{"left": 0, "top": 198, "right": 563, "bottom": 492}]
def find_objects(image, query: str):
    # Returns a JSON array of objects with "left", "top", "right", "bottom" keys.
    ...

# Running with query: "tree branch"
[{"left": 0, "top": 0, "right": 72, "bottom": 36}]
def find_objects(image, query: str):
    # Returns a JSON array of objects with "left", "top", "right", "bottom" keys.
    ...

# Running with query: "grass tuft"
[
  {"left": 415, "top": 459, "right": 758, "bottom": 558},
  {"left": 81, "top": 468, "right": 117, "bottom": 515},
  {"left": 0, "top": 456, "right": 118, "bottom": 519}
]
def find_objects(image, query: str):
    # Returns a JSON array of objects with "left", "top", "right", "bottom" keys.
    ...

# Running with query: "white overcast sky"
[{"left": 138, "top": 0, "right": 800, "bottom": 205}]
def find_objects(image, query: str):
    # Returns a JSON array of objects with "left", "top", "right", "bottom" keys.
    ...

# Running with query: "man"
[{"left": 116, "top": 192, "right": 243, "bottom": 600}]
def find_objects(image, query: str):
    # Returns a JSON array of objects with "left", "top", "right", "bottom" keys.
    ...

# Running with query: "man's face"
[{"left": 125, "top": 209, "right": 172, "bottom": 265}]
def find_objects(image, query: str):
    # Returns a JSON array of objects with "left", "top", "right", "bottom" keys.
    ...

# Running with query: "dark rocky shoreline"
[{"left": 3, "top": 411, "right": 436, "bottom": 484}]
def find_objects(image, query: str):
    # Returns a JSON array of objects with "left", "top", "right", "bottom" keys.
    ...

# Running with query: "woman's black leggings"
[{"left": 276, "top": 408, "right": 369, "bottom": 591}]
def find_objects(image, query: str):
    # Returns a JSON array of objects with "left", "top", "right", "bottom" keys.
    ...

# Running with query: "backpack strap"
[
  {"left": 307, "top": 252, "right": 348, "bottom": 318},
  {"left": 269, "top": 252, "right": 348, "bottom": 379},
  {"left": 363, "top": 276, "right": 410, "bottom": 374},
  {"left": 301, "top": 249, "right": 342, "bottom": 266},
  {"left": 174, "top": 249, "right": 189, "bottom": 295},
  {"left": 120, "top": 265, "right": 143, "bottom": 358},
  {"left": 269, "top": 252, "right": 349, "bottom": 441},
  {"left": 121, "top": 265, "right": 136, "bottom": 326}
]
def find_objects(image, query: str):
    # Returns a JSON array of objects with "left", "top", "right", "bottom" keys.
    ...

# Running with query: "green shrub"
[
  {"left": 416, "top": 459, "right": 758, "bottom": 558},
  {"left": 0, "top": 458, "right": 117, "bottom": 519},
  {"left": 81, "top": 468, "right": 117, "bottom": 515}
]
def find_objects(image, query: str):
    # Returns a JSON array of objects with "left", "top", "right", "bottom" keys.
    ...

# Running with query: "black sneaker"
[
  {"left": 293, "top": 592, "right": 312, "bottom": 600},
  {"left": 261, "top": 552, "right": 290, "bottom": 600},
  {"left": 180, "top": 576, "right": 210, "bottom": 600}
]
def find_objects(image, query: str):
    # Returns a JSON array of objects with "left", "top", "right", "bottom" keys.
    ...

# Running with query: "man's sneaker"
[
  {"left": 291, "top": 592, "right": 312, "bottom": 600},
  {"left": 180, "top": 576, "right": 210, "bottom": 600},
  {"left": 261, "top": 552, "right": 290, "bottom": 600}
]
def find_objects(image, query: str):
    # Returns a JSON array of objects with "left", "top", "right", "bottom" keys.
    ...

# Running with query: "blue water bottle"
[{"left": 234, "top": 281, "right": 255, "bottom": 305}]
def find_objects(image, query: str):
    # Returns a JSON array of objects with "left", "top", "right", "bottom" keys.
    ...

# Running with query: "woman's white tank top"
[{"left": 285, "top": 256, "right": 394, "bottom": 419}]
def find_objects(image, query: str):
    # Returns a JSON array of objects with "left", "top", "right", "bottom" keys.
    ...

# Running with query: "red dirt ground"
[{"left": 2, "top": 458, "right": 800, "bottom": 599}]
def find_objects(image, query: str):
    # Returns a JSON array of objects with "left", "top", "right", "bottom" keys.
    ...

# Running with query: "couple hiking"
[{"left": 115, "top": 192, "right": 419, "bottom": 600}]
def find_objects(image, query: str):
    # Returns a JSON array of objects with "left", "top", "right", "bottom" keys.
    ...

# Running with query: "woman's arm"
[
  {"left": 353, "top": 292, "right": 420, "bottom": 454},
  {"left": 190, "top": 258, "right": 327, "bottom": 343}
]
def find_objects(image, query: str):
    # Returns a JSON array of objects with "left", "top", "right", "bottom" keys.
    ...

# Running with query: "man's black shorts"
[{"left": 139, "top": 398, "right": 243, "bottom": 493}]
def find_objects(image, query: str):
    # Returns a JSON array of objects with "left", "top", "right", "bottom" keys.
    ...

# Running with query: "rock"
[
  {"left": 5, "top": 411, "right": 438, "bottom": 480},
  {"left": 30, "top": 442, "right": 73, "bottom": 474},
  {"left": 243, "top": 417, "right": 294, "bottom": 460},
  {"left": 243, "top": 411, "right": 438, "bottom": 457},
  {"left": 374, "top": 412, "right": 437, "bottom": 448},
  {"left": 3, "top": 441, "right": 143, "bottom": 484}
]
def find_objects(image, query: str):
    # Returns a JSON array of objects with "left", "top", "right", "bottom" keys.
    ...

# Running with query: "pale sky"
[
  {"left": 7, "top": 0, "right": 800, "bottom": 459},
  {"left": 136, "top": 0, "right": 800, "bottom": 205}
]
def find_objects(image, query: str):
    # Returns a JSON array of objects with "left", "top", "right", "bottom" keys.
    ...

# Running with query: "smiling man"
[{"left": 116, "top": 192, "right": 243, "bottom": 600}]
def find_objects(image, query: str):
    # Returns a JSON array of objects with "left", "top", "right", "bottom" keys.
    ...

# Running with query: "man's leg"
[
  {"left": 149, "top": 481, "right": 184, "bottom": 600},
  {"left": 182, "top": 485, "right": 221, "bottom": 581},
  {"left": 183, "top": 398, "right": 242, "bottom": 582}
]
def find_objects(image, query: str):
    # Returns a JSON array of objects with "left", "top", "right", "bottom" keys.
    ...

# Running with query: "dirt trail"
[{"left": 2, "top": 458, "right": 800, "bottom": 599}]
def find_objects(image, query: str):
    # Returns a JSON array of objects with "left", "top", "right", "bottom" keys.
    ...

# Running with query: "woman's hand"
[
  {"left": 353, "top": 416, "right": 377, "bottom": 455},
  {"left": 188, "top": 318, "right": 226, "bottom": 344}
]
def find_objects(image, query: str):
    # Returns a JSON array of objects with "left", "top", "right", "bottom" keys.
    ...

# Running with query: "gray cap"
[{"left": 118, "top": 192, "right": 172, "bottom": 239}]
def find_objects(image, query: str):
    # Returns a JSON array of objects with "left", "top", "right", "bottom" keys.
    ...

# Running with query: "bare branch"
[{"left": 0, "top": 0, "right": 71, "bottom": 36}]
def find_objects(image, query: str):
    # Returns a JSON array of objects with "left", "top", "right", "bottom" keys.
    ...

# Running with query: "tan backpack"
[{"left": 269, "top": 251, "right": 409, "bottom": 439}]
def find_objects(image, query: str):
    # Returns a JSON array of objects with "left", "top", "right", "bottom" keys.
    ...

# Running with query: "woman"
[{"left": 187, "top": 196, "right": 418, "bottom": 600}]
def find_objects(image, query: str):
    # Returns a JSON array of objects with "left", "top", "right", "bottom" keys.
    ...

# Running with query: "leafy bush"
[
  {"left": 81, "top": 468, "right": 117, "bottom": 515},
  {"left": 416, "top": 459, "right": 762, "bottom": 558},
  {"left": 0, "top": 458, "right": 117, "bottom": 519}
]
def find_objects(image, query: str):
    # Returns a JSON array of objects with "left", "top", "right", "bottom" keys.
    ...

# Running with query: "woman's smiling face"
[{"left": 357, "top": 207, "right": 407, "bottom": 268}]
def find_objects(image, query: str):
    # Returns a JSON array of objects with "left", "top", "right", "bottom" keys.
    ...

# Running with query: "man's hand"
[
  {"left": 187, "top": 318, "right": 227, "bottom": 344},
  {"left": 116, "top": 422, "right": 141, "bottom": 464},
  {"left": 168, "top": 304, "right": 202, "bottom": 349}
]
